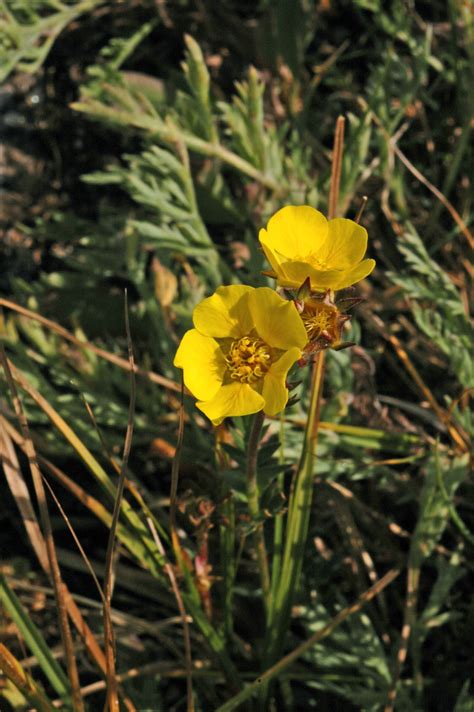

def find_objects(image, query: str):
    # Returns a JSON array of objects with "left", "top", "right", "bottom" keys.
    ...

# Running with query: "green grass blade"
[
  {"left": 0, "top": 643, "right": 57, "bottom": 712},
  {"left": 14, "top": 368, "right": 165, "bottom": 579},
  {"left": 0, "top": 574, "right": 71, "bottom": 704}
]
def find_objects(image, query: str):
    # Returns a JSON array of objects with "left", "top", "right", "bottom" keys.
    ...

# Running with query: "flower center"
[
  {"left": 301, "top": 307, "right": 335, "bottom": 341},
  {"left": 307, "top": 254, "right": 330, "bottom": 270},
  {"left": 225, "top": 336, "right": 272, "bottom": 384}
]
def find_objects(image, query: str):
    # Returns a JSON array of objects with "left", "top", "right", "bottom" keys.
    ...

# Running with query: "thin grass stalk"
[
  {"left": 78, "top": 391, "right": 169, "bottom": 543},
  {"left": 246, "top": 411, "right": 271, "bottom": 613},
  {"left": 0, "top": 297, "right": 180, "bottom": 393},
  {"left": 169, "top": 374, "right": 185, "bottom": 536},
  {"left": 358, "top": 99, "right": 474, "bottom": 249},
  {"left": 355, "top": 195, "right": 368, "bottom": 224},
  {"left": 102, "top": 294, "right": 136, "bottom": 712},
  {"left": 328, "top": 115, "right": 345, "bottom": 220},
  {"left": 41, "top": 476, "right": 105, "bottom": 604},
  {"left": 73, "top": 662, "right": 226, "bottom": 701},
  {"left": 147, "top": 519, "right": 195, "bottom": 712},
  {"left": 0, "top": 425, "right": 48, "bottom": 571},
  {"left": 384, "top": 565, "right": 420, "bottom": 712},
  {"left": 1, "top": 415, "right": 129, "bottom": 557},
  {"left": 0, "top": 423, "right": 137, "bottom": 712},
  {"left": 217, "top": 569, "right": 400, "bottom": 712},
  {"left": 7, "top": 362, "right": 164, "bottom": 577},
  {"left": 0, "top": 347, "right": 84, "bottom": 712},
  {"left": 61, "top": 586, "right": 138, "bottom": 712},
  {"left": 393, "top": 139, "right": 473, "bottom": 249},
  {"left": 164, "top": 376, "right": 195, "bottom": 711},
  {"left": 280, "top": 415, "right": 420, "bottom": 448},
  {"left": 369, "top": 312, "right": 469, "bottom": 453}
]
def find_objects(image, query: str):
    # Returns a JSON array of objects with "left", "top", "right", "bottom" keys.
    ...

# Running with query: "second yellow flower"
[{"left": 174, "top": 285, "right": 308, "bottom": 424}]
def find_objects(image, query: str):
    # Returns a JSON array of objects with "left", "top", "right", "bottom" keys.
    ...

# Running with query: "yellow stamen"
[
  {"left": 302, "top": 311, "right": 331, "bottom": 341},
  {"left": 309, "top": 255, "right": 329, "bottom": 269},
  {"left": 294, "top": 253, "right": 329, "bottom": 270},
  {"left": 225, "top": 336, "right": 272, "bottom": 384}
]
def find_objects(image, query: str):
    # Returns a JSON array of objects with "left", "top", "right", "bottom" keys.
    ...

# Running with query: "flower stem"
[
  {"left": 270, "top": 413, "right": 286, "bottom": 607},
  {"left": 263, "top": 352, "right": 325, "bottom": 671},
  {"left": 246, "top": 410, "right": 271, "bottom": 614}
]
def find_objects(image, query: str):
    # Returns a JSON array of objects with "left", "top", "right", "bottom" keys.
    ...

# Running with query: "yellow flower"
[
  {"left": 174, "top": 285, "right": 308, "bottom": 425},
  {"left": 259, "top": 205, "right": 376, "bottom": 292}
]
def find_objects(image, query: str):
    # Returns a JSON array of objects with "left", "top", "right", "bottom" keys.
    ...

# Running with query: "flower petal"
[
  {"left": 262, "top": 347, "right": 301, "bottom": 416},
  {"left": 248, "top": 287, "right": 308, "bottom": 350},
  {"left": 193, "top": 285, "right": 254, "bottom": 338},
  {"left": 318, "top": 218, "right": 368, "bottom": 269},
  {"left": 277, "top": 261, "right": 344, "bottom": 292},
  {"left": 260, "top": 205, "right": 328, "bottom": 259},
  {"left": 333, "top": 258, "right": 376, "bottom": 290},
  {"left": 197, "top": 383, "right": 264, "bottom": 424},
  {"left": 259, "top": 230, "right": 286, "bottom": 274},
  {"left": 174, "top": 329, "right": 226, "bottom": 401}
]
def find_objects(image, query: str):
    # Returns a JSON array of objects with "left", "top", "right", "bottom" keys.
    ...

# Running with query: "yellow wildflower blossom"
[
  {"left": 174, "top": 285, "right": 308, "bottom": 425},
  {"left": 259, "top": 205, "right": 375, "bottom": 292}
]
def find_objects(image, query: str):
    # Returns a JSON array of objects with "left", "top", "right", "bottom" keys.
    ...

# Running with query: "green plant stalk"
[
  {"left": 246, "top": 411, "right": 271, "bottom": 614},
  {"left": 263, "top": 352, "right": 325, "bottom": 675},
  {"left": 0, "top": 575, "right": 71, "bottom": 704}
]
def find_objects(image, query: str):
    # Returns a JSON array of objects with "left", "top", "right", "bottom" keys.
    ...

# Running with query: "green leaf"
[
  {"left": 389, "top": 225, "right": 473, "bottom": 389},
  {"left": 0, "top": 574, "right": 71, "bottom": 704}
]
